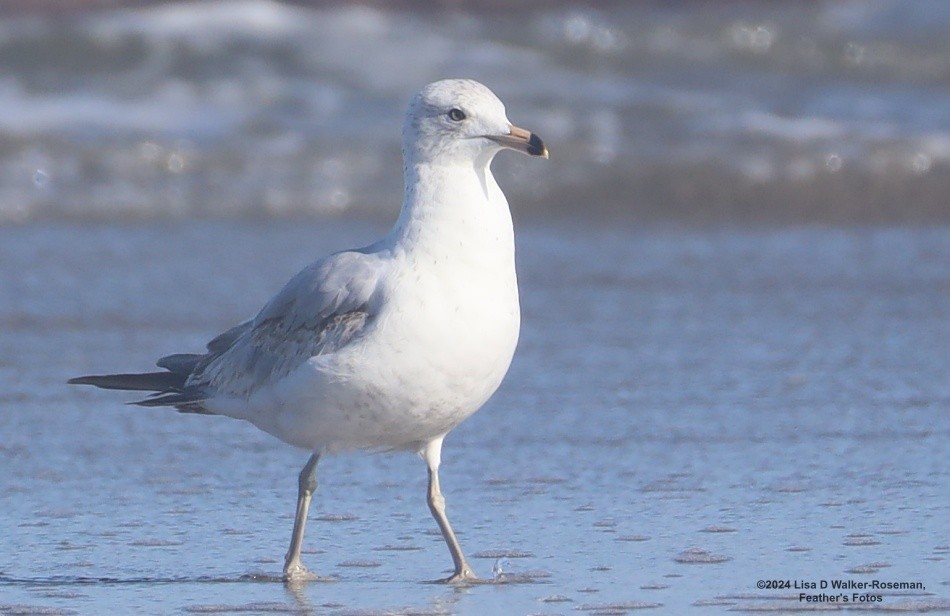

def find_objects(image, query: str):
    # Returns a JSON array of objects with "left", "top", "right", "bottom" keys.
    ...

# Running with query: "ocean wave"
[{"left": 1, "top": 0, "right": 948, "bottom": 224}]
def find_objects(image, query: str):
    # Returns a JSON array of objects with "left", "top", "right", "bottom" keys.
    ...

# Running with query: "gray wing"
[{"left": 146, "top": 249, "right": 385, "bottom": 408}]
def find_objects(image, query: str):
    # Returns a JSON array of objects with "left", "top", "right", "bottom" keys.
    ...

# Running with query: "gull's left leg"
[
  {"left": 283, "top": 452, "right": 321, "bottom": 581},
  {"left": 421, "top": 436, "right": 476, "bottom": 582}
]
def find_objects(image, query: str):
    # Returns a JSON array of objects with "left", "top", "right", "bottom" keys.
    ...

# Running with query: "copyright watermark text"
[{"left": 756, "top": 579, "right": 926, "bottom": 604}]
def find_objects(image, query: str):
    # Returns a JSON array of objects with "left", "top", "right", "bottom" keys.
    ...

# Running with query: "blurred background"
[{"left": 1, "top": 0, "right": 949, "bottom": 225}]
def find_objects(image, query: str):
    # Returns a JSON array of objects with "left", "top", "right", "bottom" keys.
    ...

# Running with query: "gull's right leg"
[
  {"left": 283, "top": 453, "right": 321, "bottom": 581},
  {"left": 421, "top": 437, "right": 476, "bottom": 583}
]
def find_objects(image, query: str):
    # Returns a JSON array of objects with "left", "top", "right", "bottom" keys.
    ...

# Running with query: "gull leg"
[
  {"left": 283, "top": 453, "right": 321, "bottom": 581},
  {"left": 421, "top": 437, "right": 476, "bottom": 583}
]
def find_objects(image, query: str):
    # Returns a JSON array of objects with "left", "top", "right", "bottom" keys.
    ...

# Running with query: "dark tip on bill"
[{"left": 527, "top": 133, "right": 548, "bottom": 158}]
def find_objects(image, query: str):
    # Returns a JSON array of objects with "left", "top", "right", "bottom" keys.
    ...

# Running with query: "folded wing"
[{"left": 70, "top": 249, "right": 385, "bottom": 413}]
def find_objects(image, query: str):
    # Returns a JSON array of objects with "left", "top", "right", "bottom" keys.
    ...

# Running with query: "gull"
[{"left": 70, "top": 79, "right": 548, "bottom": 583}]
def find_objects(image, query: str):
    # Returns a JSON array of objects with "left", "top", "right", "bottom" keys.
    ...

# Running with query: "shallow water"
[{"left": 1, "top": 221, "right": 947, "bottom": 614}]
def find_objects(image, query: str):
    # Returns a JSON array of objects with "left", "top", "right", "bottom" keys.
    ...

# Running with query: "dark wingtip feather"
[
  {"left": 131, "top": 393, "right": 213, "bottom": 415},
  {"left": 71, "top": 372, "right": 214, "bottom": 415},
  {"left": 68, "top": 371, "right": 186, "bottom": 392},
  {"left": 157, "top": 353, "right": 203, "bottom": 374}
]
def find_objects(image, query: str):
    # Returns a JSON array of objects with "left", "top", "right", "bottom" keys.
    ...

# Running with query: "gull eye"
[{"left": 447, "top": 108, "right": 466, "bottom": 122}]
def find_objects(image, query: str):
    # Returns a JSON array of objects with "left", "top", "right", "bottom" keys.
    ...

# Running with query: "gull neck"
[{"left": 388, "top": 154, "right": 511, "bottom": 253}]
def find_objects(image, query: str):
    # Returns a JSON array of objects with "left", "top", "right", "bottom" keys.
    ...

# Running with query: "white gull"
[{"left": 70, "top": 78, "right": 548, "bottom": 583}]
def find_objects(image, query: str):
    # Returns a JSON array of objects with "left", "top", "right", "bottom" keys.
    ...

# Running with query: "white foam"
[{"left": 85, "top": 0, "right": 311, "bottom": 42}]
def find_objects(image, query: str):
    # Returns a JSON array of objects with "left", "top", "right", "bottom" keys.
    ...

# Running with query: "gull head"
[{"left": 403, "top": 79, "right": 548, "bottom": 167}]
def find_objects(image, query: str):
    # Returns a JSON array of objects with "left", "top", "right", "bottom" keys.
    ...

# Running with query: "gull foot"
[
  {"left": 282, "top": 563, "right": 326, "bottom": 584},
  {"left": 434, "top": 567, "right": 478, "bottom": 584}
]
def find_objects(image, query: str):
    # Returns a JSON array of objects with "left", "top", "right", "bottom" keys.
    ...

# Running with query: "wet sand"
[{"left": 1, "top": 220, "right": 947, "bottom": 614}]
